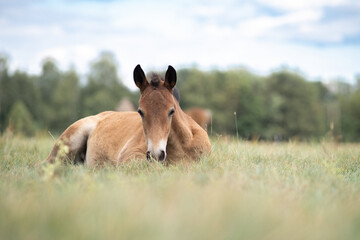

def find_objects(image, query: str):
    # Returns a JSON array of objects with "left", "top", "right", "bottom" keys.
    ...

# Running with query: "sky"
[{"left": 0, "top": 0, "right": 360, "bottom": 90}]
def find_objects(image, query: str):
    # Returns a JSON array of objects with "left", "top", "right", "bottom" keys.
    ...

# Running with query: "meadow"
[{"left": 1, "top": 134, "right": 360, "bottom": 240}]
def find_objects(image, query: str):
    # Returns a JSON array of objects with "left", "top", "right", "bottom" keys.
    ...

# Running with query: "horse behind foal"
[
  {"left": 46, "top": 65, "right": 211, "bottom": 166},
  {"left": 185, "top": 108, "right": 212, "bottom": 131}
]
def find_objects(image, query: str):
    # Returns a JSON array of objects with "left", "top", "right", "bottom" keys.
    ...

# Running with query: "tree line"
[{"left": 1, "top": 52, "right": 359, "bottom": 141}]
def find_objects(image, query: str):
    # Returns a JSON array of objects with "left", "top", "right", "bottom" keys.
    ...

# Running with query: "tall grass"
[{"left": 1, "top": 135, "right": 360, "bottom": 240}]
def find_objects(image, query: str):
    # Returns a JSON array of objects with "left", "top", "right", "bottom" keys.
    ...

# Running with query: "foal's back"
[
  {"left": 86, "top": 111, "right": 146, "bottom": 166},
  {"left": 46, "top": 111, "right": 147, "bottom": 166}
]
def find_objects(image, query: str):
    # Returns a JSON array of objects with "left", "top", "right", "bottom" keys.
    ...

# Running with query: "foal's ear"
[
  {"left": 164, "top": 65, "right": 177, "bottom": 91},
  {"left": 134, "top": 64, "right": 148, "bottom": 92}
]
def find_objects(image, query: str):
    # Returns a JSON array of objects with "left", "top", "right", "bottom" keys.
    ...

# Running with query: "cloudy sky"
[{"left": 1, "top": 0, "right": 360, "bottom": 90}]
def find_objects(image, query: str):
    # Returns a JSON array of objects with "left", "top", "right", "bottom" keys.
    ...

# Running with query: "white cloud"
[
  {"left": 255, "top": 0, "right": 350, "bottom": 11},
  {"left": 0, "top": 0, "right": 359, "bottom": 91},
  {"left": 36, "top": 45, "right": 98, "bottom": 73},
  {"left": 235, "top": 9, "right": 323, "bottom": 38}
]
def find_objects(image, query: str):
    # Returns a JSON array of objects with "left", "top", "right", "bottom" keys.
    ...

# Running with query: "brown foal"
[{"left": 46, "top": 65, "right": 211, "bottom": 166}]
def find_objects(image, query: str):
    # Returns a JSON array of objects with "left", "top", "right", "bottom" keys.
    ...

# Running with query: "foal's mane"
[
  {"left": 148, "top": 72, "right": 180, "bottom": 103},
  {"left": 149, "top": 73, "right": 163, "bottom": 87}
]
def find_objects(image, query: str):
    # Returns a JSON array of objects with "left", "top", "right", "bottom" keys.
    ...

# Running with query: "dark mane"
[{"left": 149, "top": 73, "right": 163, "bottom": 87}]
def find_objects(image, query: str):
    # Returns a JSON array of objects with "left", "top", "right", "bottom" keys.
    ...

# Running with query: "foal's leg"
[{"left": 46, "top": 116, "right": 99, "bottom": 164}]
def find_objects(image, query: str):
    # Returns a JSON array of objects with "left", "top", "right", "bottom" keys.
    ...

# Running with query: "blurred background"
[{"left": 0, "top": 0, "right": 359, "bottom": 141}]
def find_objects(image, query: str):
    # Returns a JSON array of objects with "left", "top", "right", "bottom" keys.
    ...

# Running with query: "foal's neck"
[{"left": 170, "top": 102, "right": 193, "bottom": 144}]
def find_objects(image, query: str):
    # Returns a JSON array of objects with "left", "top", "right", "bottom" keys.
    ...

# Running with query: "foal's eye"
[
  {"left": 137, "top": 109, "right": 144, "bottom": 118},
  {"left": 168, "top": 108, "right": 175, "bottom": 117}
]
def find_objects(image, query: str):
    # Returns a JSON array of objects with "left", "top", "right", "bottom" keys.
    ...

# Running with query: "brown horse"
[
  {"left": 185, "top": 108, "right": 212, "bottom": 131},
  {"left": 46, "top": 65, "right": 211, "bottom": 166}
]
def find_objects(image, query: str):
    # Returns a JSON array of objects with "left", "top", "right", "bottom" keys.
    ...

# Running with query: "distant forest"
[{"left": 1, "top": 52, "right": 359, "bottom": 141}]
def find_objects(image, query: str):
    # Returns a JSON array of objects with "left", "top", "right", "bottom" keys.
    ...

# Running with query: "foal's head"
[{"left": 134, "top": 65, "right": 177, "bottom": 162}]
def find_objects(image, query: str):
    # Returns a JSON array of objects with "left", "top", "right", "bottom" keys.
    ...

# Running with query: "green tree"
[
  {"left": 81, "top": 52, "right": 133, "bottom": 116},
  {"left": 37, "top": 59, "right": 61, "bottom": 103},
  {"left": 340, "top": 89, "right": 360, "bottom": 141},
  {"left": 36, "top": 59, "right": 62, "bottom": 128},
  {"left": 51, "top": 69, "right": 81, "bottom": 132},
  {"left": 177, "top": 68, "right": 265, "bottom": 137},
  {"left": 7, "top": 100, "right": 36, "bottom": 136},
  {"left": 222, "top": 69, "right": 265, "bottom": 137},
  {"left": 11, "top": 71, "right": 42, "bottom": 123},
  {"left": 0, "top": 55, "right": 41, "bottom": 132},
  {"left": 88, "top": 51, "right": 119, "bottom": 87},
  {"left": 263, "top": 71, "right": 326, "bottom": 140},
  {"left": 0, "top": 55, "right": 11, "bottom": 131},
  {"left": 177, "top": 68, "right": 227, "bottom": 132}
]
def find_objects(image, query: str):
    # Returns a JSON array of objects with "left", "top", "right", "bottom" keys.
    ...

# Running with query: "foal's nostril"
[
  {"left": 146, "top": 150, "right": 166, "bottom": 161},
  {"left": 158, "top": 150, "right": 166, "bottom": 161}
]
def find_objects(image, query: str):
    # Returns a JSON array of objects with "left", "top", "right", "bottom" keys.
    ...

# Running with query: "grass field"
[{"left": 1, "top": 135, "right": 360, "bottom": 240}]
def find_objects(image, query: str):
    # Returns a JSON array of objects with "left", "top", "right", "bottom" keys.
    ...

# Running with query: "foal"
[{"left": 46, "top": 65, "right": 211, "bottom": 166}]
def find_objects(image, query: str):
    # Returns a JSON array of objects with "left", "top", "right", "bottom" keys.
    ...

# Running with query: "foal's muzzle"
[{"left": 146, "top": 150, "right": 166, "bottom": 162}]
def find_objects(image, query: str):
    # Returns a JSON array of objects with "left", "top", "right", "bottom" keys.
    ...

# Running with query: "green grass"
[{"left": 1, "top": 135, "right": 360, "bottom": 240}]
